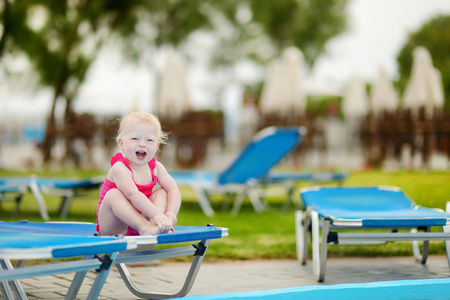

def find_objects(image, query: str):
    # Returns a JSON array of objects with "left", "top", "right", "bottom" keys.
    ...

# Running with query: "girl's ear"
[{"left": 118, "top": 138, "right": 124, "bottom": 151}]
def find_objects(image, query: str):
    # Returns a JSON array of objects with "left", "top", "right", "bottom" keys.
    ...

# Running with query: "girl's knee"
[
  {"left": 150, "top": 188, "right": 167, "bottom": 201},
  {"left": 150, "top": 188, "right": 168, "bottom": 210},
  {"left": 105, "top": 188, "right": 125, "bottom": 198},
  {"left": 101, "top": 189, "right": 127, "bottom": 208}
]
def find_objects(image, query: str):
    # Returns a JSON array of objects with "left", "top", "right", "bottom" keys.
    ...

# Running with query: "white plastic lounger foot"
[
  {"left": 411, "top": 227, "right": 430, "bottom": 264},
  {"left": 29, "top": 178, "right": 50, "bottom": 221},
  {"left": 295, "top": 210, "right": 305, "bottom": 263},
  {"left": 192, "top": 185, "right": 215, "bottom": 217},
  {"left": 311, "top": 211, "right": 328, "bottom": 282}
]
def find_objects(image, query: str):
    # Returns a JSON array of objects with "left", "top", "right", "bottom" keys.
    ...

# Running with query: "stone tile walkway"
[{"left": 1, "top": 256, "right": 449, "bottom": 299}]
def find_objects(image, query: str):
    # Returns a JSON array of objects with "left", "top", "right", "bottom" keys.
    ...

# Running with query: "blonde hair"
[{"left": 116, "top": 111, "right": 169, "bottom": 145}]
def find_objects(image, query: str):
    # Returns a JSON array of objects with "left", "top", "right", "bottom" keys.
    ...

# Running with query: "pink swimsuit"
[{"left": 96, "top": 152, "right": 158, "bottom": 235}]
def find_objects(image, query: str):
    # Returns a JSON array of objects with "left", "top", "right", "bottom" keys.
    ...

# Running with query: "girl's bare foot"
[{"left": 138, "top": 223, "right": 160, "bottom": 235}]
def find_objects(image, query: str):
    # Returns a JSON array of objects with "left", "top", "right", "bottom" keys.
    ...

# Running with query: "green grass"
[{"left": 1, "top": 169, "right": 450, "bottom": 261}]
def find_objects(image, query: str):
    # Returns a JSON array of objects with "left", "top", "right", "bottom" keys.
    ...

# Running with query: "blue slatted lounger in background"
[
  {"left": 170, "top": 126, "right": 348, "bottom": 216},
  {"left": 296, "top": 186, "right": 450, "bottom": 282}
]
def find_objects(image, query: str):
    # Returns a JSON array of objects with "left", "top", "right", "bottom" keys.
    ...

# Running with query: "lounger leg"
[
  {"left": 302, "top": 212, "right": 310, "bottom": 265},
  {"left": 444, "top": 225, "right": 450, "bottom": 268},
  {"left": 295, "top": 210, "right": 306, "bottom": 263},
  {"left": 232, "top": 183, "right": 265, "bottom": 215},
  {"left": 246, "top": 188, "right": 265, "bottom": 213},
  {"left": 86, "top": 252, "right": 118, "bottom": 300},
  {"left": 29, "top": 178, "right": 50, "bottom": 221},
  {"left": 12, "top": 193, "right": 23, "bottom": 217},
  {"left": 221, "top": 193, "right": 233, "bottom": 211},
  {"left": 66, "top": 256, "right": 90, "bottom": 300},
  {"left": 66, "top": 270, "right": 88, "bottom": 300},
  {"left": 59, "top": 194, "right": 74, "bottom": 219},
  {"left": 0, "top": 280, "right": 13, "bottom": 300},
  {"left": 445, "top": 202, "right": 450, "bottom": 268},
  {"left": 116, "top": 240, "right": 211, "bottom": 299},
  {"left": 411, "top": 227, "right": 430, "bottom": 264},
  {"left": 297, "top": 210, "right": 311, "bottom": 265},
  {"left": 0, "top": 259, "right": 28, "bottom": 300},
  {"left": 192, "top": 185, "right": 215, "bottom": 217},
  {"left": 0, "top": 259, "right": 16, "bottom": 300},
  {"left": 231, "top": 191, "right": 247, "bottom": 215},
  {"left": 65, "top": 253, "right": 117, "bottom": 300},
  {"left": 311, "top": 211, "right": 328, "bottom": 282},
  {"left": 281, "top": 182, "right": 297, "bottom": 211},
  {"left": 319, "top": 219, "right": 331, "bottom": 282}
]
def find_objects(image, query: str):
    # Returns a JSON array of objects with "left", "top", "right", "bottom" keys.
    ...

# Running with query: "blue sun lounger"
[
  {"left": 170, "top": 126, "right": 347, "bottom": 216},
  {"left": 296, "top": 186, "right": 450, "bottom": 282},
  {"left": 0, "top": 221, "right": 228, "bottom": 299},
  {"left": 0, "top": 176, "right": 104, "bottom": 220},
  {"left": 0, "top": 226, "right": 134, "bottom": 300},
  {"left": 0, "top": 185, "right": 27, "bottom": 217}
]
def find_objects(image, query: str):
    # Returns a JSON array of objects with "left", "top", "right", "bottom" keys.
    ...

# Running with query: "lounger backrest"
[{"left": 218, "top": 127, "right": 306, "bottom": 184}]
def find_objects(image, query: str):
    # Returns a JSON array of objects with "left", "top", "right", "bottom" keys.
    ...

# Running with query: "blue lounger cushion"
[
  {"left": 301, "top": 186, "right": 450, "bottom": 227},
  {"left": 0, "top": 233, "right": 130, "bottom": 259},
  {"left": 0, "top": 221, "right": 227, "bottom": 245}
]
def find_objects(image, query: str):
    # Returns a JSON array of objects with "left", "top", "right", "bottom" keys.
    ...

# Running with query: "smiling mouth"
[{"left": 136, "top": 150, "right": 147, "bottom": 159}]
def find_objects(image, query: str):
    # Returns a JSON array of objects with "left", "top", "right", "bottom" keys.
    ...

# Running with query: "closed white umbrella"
[
  {"left": 370, "top": 66, "right": 398, "bottom": 114},
  {"left": 402, "top": 46, "right": 444, "bottom": 114},
  {"left": 342, "top": 75, "right": 369, "bottom": 120},
  {"left": 280, "top": 47, "right": 305, "bottom": 116},
  {"left": 260, "top": 58, "right": 283, "bottom": 115},
  {"left": 157, "top": 52, "right": 192, "bottom": 120},
  {"left": 260, "top": 47, "right": 305, "bottom": 117}
]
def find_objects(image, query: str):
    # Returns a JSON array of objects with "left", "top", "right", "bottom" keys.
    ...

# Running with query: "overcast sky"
[{"left": 311, "top": 0, "right": 450, "bottom": 87}]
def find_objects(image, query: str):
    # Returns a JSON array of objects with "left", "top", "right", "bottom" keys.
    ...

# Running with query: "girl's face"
[{"left": 118, "top": 118, "right": 159, "bottom": 166}]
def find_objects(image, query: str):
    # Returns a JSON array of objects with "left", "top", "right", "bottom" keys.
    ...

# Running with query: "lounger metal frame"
[{"left": 0, "top": 234, "right": 133, "bottom": 300}]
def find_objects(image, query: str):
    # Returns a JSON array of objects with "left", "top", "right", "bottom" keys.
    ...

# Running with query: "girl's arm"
[
  {"left": 110, "top": 162, "right": 171, "bottom": 230},
  {"left": 155, "top": 161, "right": 181, "bottom": 221}
]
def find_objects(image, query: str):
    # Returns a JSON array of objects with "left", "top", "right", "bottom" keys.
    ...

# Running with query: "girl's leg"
[
  {"left": 149, "top": 188, "right": 175, "bottom": 233},
  {"left": 98, "top": 189, "right": 159, "bottom": 235},
  {"left": 149, "top": 188, "right": 168, "bottom": 212}
]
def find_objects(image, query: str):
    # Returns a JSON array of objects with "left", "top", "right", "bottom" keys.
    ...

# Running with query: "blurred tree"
[
  {"left": 248, "top": 0, "right": 348, "bottom": 67},
  {"left": 203, "top": 0, "right": 348, "bottom": 68},
  {"left": 195, "top": 0, "right": 348, "bottom": 109},
  {"left": 397, "top": 14, "right": 450, "bottom": 109},
  {"left": 0, "top": 0, "right": 210, "bottom": 164},
  {"left": 0, "top": 0, "right": 9, "bottom": 57}
]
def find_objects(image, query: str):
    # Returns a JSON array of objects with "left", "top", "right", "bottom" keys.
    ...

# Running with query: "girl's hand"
[
  {"left": 165, "top": 211, "right": 178, "bottom": 228},
  {"left": 152, "top": 213, "right": 173, "bottom": 233}
]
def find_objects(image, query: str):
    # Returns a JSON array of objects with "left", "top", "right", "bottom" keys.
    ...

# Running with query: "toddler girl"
[{"left": 96, "top": 111, "right": 181, "bottom": 235}]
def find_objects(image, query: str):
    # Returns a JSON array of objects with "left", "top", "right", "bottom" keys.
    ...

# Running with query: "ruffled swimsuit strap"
[
  {"left": 110, "top": 153, "right": 158, "bottom": 196},
  {"left": 111, "top": 152, "right": 132, "bottom": 171}
]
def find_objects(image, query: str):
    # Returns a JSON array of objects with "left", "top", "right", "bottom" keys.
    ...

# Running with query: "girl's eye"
[
  {"left": 131, "top": 137, "right": 138, "bottom": 141},
  {"left": 147, "top": 139, "right": 154, "bottom": 142}
]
